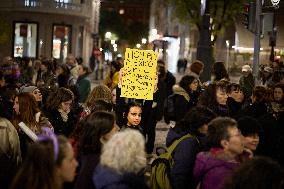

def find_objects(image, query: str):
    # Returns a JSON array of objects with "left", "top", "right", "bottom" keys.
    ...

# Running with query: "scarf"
[{"left": 58, "top": 109, "right": 68, "bottom": 122}]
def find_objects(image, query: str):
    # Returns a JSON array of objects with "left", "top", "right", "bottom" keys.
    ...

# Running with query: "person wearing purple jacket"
[
  {"left": 165, "top": 106, "right": 216, "bottom": 189},
  {"left": 194, "top": 117, "right": 244, "bottom": 189}
]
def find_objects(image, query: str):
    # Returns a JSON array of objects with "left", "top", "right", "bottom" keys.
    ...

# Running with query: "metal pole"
[
  {"left": 253, "top": 0, "right": 262, "bottom": 84},
  {"left": 269, "top": 8, "right": 276, "bottom": 62},
  {"left": 226, "top": 46, "right": 229, "bottom": 71}
]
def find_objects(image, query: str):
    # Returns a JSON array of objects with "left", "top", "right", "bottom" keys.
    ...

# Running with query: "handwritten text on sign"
[{"left": 121, "top": 48, "right": 158, "bottom": 100}]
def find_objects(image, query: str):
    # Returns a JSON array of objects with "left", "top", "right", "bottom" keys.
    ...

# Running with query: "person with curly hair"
[{"left": 93, "top": 129, "right": 148, "bottom": 189}]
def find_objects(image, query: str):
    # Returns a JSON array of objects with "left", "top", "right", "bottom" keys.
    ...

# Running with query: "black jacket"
[{"left": 44, "top": 109, "right": 76, "bottom": 137}]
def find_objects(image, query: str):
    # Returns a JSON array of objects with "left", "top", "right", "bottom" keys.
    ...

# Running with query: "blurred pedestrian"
[
  {"left": 76, "top": 64, "right": 91, "bottom": 103},
  {"left": 211, "top": 62, "right": 229, "bottom": 82}
]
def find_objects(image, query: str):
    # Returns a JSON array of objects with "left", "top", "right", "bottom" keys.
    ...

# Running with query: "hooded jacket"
[
  {"left": 93, "top": 165, "right": 149, "bottom": 189},
  {"left": 173, "top": 85, "right": 190, "bottom": 122},
  {"left": 194, "top": 151, "right": 239, "bottom": 189},
  {"left": 166, "top": 127, "right": 206, "bottom": 189}
]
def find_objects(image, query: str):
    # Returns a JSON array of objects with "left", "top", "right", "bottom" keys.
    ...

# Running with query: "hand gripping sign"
[{"left": 121, "top": 48, "right": 158, "bottom": 100}]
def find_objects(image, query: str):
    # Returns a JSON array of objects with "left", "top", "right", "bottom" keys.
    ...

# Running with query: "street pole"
[
  {"left": 253, "top": 0, "right": 262, "bottom": 84},
  {"left": 197, "top": 0, "right": 213, "bottom": 82},
  {"left": 226, "top": 40, "right": 230, "bottom": 71},
  {"left": 269, "top": 8, "right": 276, "bottom": 62}
]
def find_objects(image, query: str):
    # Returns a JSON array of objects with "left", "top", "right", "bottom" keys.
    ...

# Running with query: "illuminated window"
[
  {"left": 52, "top": 25, "right": 72, "bottom": 62},
  {"left": 13, "top": 22, "right": 38, "bottom": 58}
]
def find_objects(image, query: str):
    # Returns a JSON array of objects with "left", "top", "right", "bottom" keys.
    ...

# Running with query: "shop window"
[
  {"left": 13, "top": 22, "right": 38, "bottom": 58},
  {"left": 52, "top": 25, "right": 72, "bottom": 62}
]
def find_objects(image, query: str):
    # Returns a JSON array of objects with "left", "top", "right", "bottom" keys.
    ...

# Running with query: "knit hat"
[
  {"left": 190, "top": 60, "right": 204, "bottom": 75},
  {"left": 242, "top": 65, "right": 252, "bottom": 72},
  {"left": 19, "top": 86, "right": 37, "bottom": 93}
]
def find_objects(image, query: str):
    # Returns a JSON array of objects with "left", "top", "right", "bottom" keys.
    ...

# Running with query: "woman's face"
[
  {"left": 60, "top": 100, "right": 72, "bottom": 113},
  {"left": 274, "top": 87, "right": 283, "bottom": 102},
  {"left": 13, "top": 96, "right": 20, "bottom": 114},
  {"left": 40, "top": 64, "right": 47, "bottom": 72},
  {"left": 56, "top": 66, "right": 64, "bottom": 76},
  {"left": 198, "top": 124, "right": 208, "bottom": 135},
  {"left": 229, "top": 89, "right": 244, "bottom": 103},
  {"left": 32, "top": 89, "right": 42, "bottom": 102},
  {"left": 216, "top": 88, "right": 228, "bottom": 105},
  {"left": 127, "top": 106, "right": 142, "bottom": 126},
  {"left": 57, "top": 143, "right": 78, "bottom": 183},
  {"left": 78, "top": 65, "right": 86, "bottom": 76},
  {"left": 189, "top": 79, "right": 198, "bottom": 91},
  {"left": 111, "top": 89, "right": 116, "bottom": 104},
  {"left": 243, "top": 134, "right": 259, "bottom": 151}
]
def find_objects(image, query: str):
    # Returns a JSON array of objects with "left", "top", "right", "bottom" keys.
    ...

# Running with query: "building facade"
[
  {"left": 0, "top": 0, "right": 100, "bottom": 63},
  {"left": 148, "top": 0, "right": 284, "bottom": 74}
]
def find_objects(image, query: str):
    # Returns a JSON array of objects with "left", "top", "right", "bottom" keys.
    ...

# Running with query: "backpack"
[
  {"left": 150, "top": 134, "right": 198, "bottom": 189},
  {"left": 163, "top": 94, "right": 177, "bottom": 124}
]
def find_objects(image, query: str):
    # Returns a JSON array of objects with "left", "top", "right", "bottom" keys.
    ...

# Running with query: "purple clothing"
[{"left": 194, "top": 152, "right": 239, "bottom": 189}]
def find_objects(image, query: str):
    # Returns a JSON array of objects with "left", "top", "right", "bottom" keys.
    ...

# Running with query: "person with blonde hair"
[
  {"left": 93, "top": 129, "right": 149, "bottom": 189},
  {"left": 80, "top": 84, "right": 113, "bottom": 119}
]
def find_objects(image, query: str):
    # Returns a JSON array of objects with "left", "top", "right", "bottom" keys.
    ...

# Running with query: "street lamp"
[
  {"left": 141, "top": 38, "right": 147, "bottom": 44},
  {"left": 226, "top": 40, "right": 230, "bottom": 71},
  {"left": 105, "top": 32, "right": 112, "bottom": 40}
]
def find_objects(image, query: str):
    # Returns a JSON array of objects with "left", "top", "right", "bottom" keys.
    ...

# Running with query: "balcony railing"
[{"left": 1, "top": 0, "right": 91, "bottom": 18}]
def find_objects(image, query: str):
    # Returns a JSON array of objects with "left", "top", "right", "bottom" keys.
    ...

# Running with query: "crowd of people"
[{"left": 0, "top": 54, "right": 284, "bottom": 189}]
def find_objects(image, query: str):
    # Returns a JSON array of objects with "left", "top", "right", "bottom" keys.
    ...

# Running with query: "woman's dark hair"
[
  {"left": 237, "top": 116, "right": 260, "bottom": 137},
  {"left": 11, "top": 136, "right": 69, "bottom": 189},
  {"left": 207, "top": 117, "right": 237, "bottom": 148},
  {"left": 174, "top": 106, "right": 216, "bottom": 135},
  {"left": 252, "top": 86, "right": 270, "bottom": 104},
  {"left": 45, "top": 87, "right": 74, "bottom": 110},
  {"left": 79, "top": 64, "right": 91, "bottom": 75},
  {"left": 70, "top": 100, "right": 113, "bottom": 141},
  {"left": 226, "top": 83, "right": 242, "bottom": 94},
  {"left": 41, "top": 59, "right": 55, "bottom": 73},
  {"left": 211, "top": 61, "right": 229, "bottom": 81},
  {"left": 92, "top": 99, "right": 113, "bottom": 112},
  {"left": 123, "top": 101, "right": 142, "bottom": 125},
  {"left": 79, "top": 111, "right": 115, "bottom": 155},
  {"left": 223, "top": 157, "right": 284, "bottom": 189},
  {"left": 111, "top": 61, "right": 121, "bottom": 72},
  {"left": 198, "top": 82, "right": 227, "bottom": 108},
  {"left": 179, "top": 75, "right": 196, "bottom": 94},
  {"left": 57, "top": 64, "right": 70, "bottom": 76}
]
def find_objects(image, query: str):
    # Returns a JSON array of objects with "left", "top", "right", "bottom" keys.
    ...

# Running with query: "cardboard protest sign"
[{"left": 121, "top": 48, "right": 158, "bottom": 100}]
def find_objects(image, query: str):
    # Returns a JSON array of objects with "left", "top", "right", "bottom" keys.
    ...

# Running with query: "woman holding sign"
[{"left": 104, "top": 61, "right": 121, "bottom": 91}]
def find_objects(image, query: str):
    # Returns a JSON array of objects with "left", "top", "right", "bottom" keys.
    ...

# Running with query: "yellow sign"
[{"left": 121, "top": 48, "right": 158, "bottom": 100}]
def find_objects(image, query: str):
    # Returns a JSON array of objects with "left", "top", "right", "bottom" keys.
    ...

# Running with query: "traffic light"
[{"left": 242, "top": 2, "right": 255, "bottom": 32}]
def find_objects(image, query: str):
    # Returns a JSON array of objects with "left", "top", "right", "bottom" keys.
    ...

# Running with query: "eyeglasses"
[{"left": 229, "top": 130, "right": 243, "bottom": 138}]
